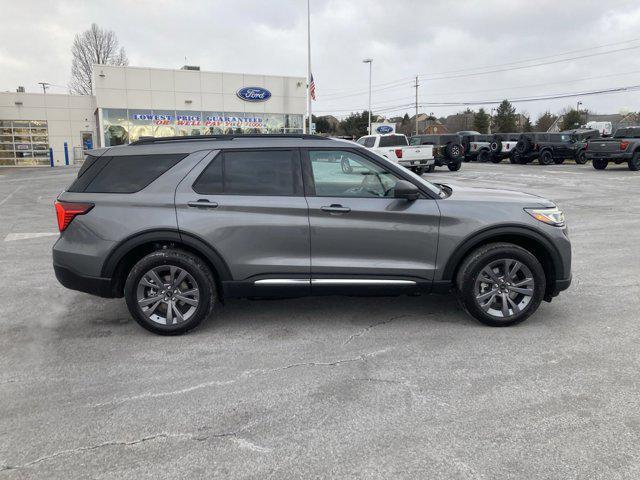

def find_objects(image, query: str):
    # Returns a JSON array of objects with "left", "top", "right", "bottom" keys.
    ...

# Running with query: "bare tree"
[{"left": 69, "top": 23, "right": 128, "bottom": 95}]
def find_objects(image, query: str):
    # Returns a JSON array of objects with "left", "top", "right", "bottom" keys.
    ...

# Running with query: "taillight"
[
  {"left": 54, "top": 201, "right": 94, "bottom": 232},
  {"left": 534, "top": 143, "right": 539, "bottom": 150},
  {"left": 472, "top": 143, "right": 477, "bottom": 149},
  {"left": 395, "top": 148, "right": 403, "bottom": 159},
  {"left": 620, "top": 140, "right": 629, "bottom": 151},
  {"left": 585, "top": 142, "right": 589, "bottom": 151}
]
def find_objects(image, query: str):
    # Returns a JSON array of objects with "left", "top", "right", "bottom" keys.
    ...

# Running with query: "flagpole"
[{"left": 306, "top": 0, "right": 312, "bottom": 134}]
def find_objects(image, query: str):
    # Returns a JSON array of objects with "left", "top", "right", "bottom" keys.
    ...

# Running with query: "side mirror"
[{"left": 394, "top": 180, "right": 420, "bottom": 201}]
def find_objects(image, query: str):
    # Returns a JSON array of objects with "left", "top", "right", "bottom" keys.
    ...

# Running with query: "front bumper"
[{"left": 54, "top": 264, "right": 115, "bottom": 298}]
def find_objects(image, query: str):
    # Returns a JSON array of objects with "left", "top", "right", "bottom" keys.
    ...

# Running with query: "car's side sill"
[{"left": 222, "top": 278, "right": 430, "bottom": 299}]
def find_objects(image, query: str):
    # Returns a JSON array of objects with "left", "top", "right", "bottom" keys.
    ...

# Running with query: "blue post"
[
  {"left": 49, "top": 148, "right": 54, "bottom": 167},
  {"left": 64, "top": 142, "right": 69, "bottom": 166}
]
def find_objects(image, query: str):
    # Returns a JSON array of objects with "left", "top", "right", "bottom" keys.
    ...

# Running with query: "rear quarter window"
[
  {"left": 68, "top": 154, "right": 186, "bottom": 193},
  {"left": 379, "top": 135, "right": 407, "bottom": 147}
]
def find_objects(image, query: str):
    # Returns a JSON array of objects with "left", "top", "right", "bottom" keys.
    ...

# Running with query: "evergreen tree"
[
  {"left": 494, "top": 100, "right": 517, "bottom": 132},
  {"left": 473, "top": 108, "right": 490, "bottom": 133},
  {"left": 560, "top": 109, "right": 583, "bottom": 131}
]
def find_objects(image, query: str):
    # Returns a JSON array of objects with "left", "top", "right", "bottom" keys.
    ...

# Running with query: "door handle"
[
  {"left": 187, "top": 200, "right": 219, "bottom": 209},
  {"left": 321, "top": 204, "right": 351, "bottom": 214}
]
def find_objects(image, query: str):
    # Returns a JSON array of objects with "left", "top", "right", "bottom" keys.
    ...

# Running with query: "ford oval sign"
[
  {"left": 236, "top": 87, "right": 272, "bottom": 102},
  {"left": 376, "top": 125, "right": 393, "bottom": 134}
]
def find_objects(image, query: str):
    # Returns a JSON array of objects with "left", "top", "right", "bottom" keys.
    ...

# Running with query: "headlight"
[{"left": 525, "top": 207, "right": 565, "bottom": 227}]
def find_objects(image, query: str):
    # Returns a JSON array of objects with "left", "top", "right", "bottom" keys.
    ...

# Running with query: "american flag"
[{"left": 309, "top": 73, "right": 316, "bottom": 101}]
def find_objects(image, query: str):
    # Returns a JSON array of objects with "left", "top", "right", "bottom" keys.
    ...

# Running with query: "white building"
[{"left": 0, "top": 65, "right": 306, "bottom": 167}]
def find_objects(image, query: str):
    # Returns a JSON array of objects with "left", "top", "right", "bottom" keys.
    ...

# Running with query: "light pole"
[
  {"left": 576, "top": 101, "right": 583, "bottom": 126},
  {"left": 363, "top": 58, "right": 373, "bottom": 134}
]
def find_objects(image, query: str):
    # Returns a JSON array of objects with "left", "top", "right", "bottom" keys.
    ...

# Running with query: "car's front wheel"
[
  {"left": 124, "top": 249, "right": 216, "bottom": 335},
  {"left": 576, "top": 151, "right": 588, "bottom": 164},
  {"left": 456, "top": 243, "right": 546, "bottom": 327},
  {"left": 629, "top": 151, "right": 640, "bottom": 171},
  {"left": 539, "top": 150, "right": 554, "bottom": 165}
]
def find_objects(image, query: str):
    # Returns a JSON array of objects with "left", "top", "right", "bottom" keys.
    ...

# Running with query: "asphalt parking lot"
[{"left": 1, "top": 162, "right": 639, "bottom": 479}]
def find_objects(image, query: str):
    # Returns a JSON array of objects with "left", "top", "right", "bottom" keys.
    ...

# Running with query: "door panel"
[
  {"left": 304, "top": 149, "right": 440, "bottom": 281},
  {"left": 175, "top": 150, "right": 310, "bottom": 281}
]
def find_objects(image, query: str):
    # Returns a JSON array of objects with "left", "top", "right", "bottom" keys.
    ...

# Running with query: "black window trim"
[
  {"left": 300, "top": 146, "right": 438, "bottom": 200},
  {"left": 191, "top": 147, "right": 304, "bottom": 197}
]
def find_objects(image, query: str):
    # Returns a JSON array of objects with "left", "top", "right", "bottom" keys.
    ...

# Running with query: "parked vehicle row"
[{"left": 409, "top": 134, "right": 463, "bottom": 171}]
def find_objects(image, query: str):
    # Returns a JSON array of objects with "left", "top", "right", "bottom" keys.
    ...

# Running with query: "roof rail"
[{"left": 130, "top": 134, "right": 329, "bottom": 145}]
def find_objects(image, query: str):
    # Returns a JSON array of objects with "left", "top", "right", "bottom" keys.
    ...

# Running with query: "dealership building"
[{"left": 0, "top": 65, "right": 306, "bottom": 166}]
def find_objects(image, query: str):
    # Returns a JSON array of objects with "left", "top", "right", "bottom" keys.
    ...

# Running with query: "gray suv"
[{"left": 53, "top": 134, "right": 571, "bottom": 335}]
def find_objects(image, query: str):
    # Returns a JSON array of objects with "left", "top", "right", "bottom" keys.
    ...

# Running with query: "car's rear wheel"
[
  {"left": 412, "top": 166, "right": 424, "bottom": 175},
  {"left": 576, "top": 151, "right": 588, "bottom": 165},
  {"left": 426, "top": 164, "right": 436, "bottom": 173},
  {"left": 592, "top": 158, "right": 608, "bottom": 170},
  {"left": 456, "top": 243, "right": 546, "bottom": 327},
  {"left": 629, "top": 151, "right": 640, "bottom": 171},
  {"left": 124, "top": 249, "right": 216, "bottom": 335},
  {"left": 539, "top": 150, "right": 554, "bottom": 165}
]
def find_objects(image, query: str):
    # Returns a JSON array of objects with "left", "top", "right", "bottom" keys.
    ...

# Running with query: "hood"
[{"left": 441, "top": 183, "right": 555, "bottom": 208}]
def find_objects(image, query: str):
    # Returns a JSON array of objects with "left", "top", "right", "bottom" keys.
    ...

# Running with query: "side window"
[
  {"left": 364, "top": 137, "right": 375, "bottom": 148},
  {"left": 193, "top": 150, "right": 298, "bottom": 196},
  {"left": 69, "top": 154, "right": 185, "bottom": 193},
  {"left": 83, "top": 154, "right": 186, "bottom": 193},
  {"left": 309, "top": 150, "right": 401, "bottom": 198}
]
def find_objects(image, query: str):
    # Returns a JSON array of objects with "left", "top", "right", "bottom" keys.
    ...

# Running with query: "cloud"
[{"left": 1, "top": 0, "right": 639, "bottom": 120}]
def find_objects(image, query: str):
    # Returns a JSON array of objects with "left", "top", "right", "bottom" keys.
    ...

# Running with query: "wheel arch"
[
  {"left": 442, "top": 226, "right": 564, "bottom": 298},
  {"left": 101, "top": 229, "right": 232, "bottom": 298}
]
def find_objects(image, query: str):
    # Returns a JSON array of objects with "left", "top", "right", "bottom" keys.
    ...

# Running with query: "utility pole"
[
  {"left": 414, "top": 75, "right": 419, "bottom": 135},
  {"left": 363, "top": 58, "right": 373, "bottom": 134},
  {"left": 38, "top": 82, "right": 50, "bottom": 95}
]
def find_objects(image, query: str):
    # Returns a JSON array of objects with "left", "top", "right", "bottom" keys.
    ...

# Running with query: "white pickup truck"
[{"left": 356, "top": 133, "right": 435, "bottom": 174}]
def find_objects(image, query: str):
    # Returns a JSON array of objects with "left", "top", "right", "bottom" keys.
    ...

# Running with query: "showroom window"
[
  {"left": 0, "top": 120, "right": 49, "bottom": 166},
  {"left": 101, "top": 109, "right": 305, "bottom": 145}
]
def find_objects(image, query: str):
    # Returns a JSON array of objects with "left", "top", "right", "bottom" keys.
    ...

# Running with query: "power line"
[
  {"left": 419, "top": 37, "right": 640, "bottom": 77},
  {"left": 419, "top": 45, "right": 640, "bottom": 81},
  {"left": 317, "top": 37, "right": 640, "bottom": 98}
]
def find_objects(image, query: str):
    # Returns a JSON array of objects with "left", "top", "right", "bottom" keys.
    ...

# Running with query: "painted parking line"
[
  {"left": 0, "top": 186, "right": 22, "bottom": 206},
  {"left": 4, "top": 232, "right": 58, "bottom": 241}
]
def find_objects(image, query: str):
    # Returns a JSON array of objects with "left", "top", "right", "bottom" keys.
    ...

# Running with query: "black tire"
[
  {"left": 490, "top": 138, "right": 503, "bottom": 154},
  {"left": 412, "top": 166, "right": 424, "bottom": 175},
  {"left": 447, "top": 161, "right": 462, "bottom": 171},
  {"left": 515, "top": 136, "right": 532, "bottom": 154},
  {"left": 426, "top": 164, "right": 436, "bottom": 173},
  {"left": 490, "top": 156, "right": 502, "bottom": 164},
  {"left": 575, "top": 150, "right": 588, "bottom": 165},
  {"left": 477, "top": 149, "right": 491, "bottom": 163},
  {"left": 509, "top": 153, "right": 520, "bottom": 164},
  {"left": 592, "top": 158, "right": 608, "bottom": 170},
  {"left": 445, "top": 143, "right": 463, "bottom": 160},
  {"left": 456, "top": 243, "right": 546, "bottom": 327},
  {"left": 629, "top": 151, "right": 640, "bottom": 171},
  {"left": 124, "top": 249, "right": 216, "bottom": 335},
  {"left": 539, "top": 150, "right": 554, "bottom": 165},
  {"left": 553, "top": 158, "right": 565, "bottom": 165}
]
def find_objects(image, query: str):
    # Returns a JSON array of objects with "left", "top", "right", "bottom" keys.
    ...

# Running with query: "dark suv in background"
[
  {"left": 53, "top": 134, "right": 571, "bottom": 335},
  {"left": 513, "top": 132, "right": 591, "bottom": 165},
  {"left": 409, "top": 134, "right": 464, "bottom": 171}
]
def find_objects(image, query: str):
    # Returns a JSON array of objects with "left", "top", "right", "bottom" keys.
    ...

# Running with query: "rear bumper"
[
  {"left": 586, "top": 152, "right": 632, "bottom": 160},
  {"left": 54, "top": 264, "right": 115, "bottom": 298},
  {"left": 398, "top": 159, "right": 435, "bottom": 167}
]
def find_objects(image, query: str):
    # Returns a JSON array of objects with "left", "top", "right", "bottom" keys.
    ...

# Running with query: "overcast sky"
[{"left": 2, "top": 0, "right": 639, "bottom": 121}]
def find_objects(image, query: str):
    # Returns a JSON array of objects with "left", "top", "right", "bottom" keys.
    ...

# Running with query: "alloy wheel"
[
  {"left": 474, "top": 259, "right": 534, "bottom": 318},
  {"left": 136, "top": 265, "right": 200, "bottom": 325}
]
